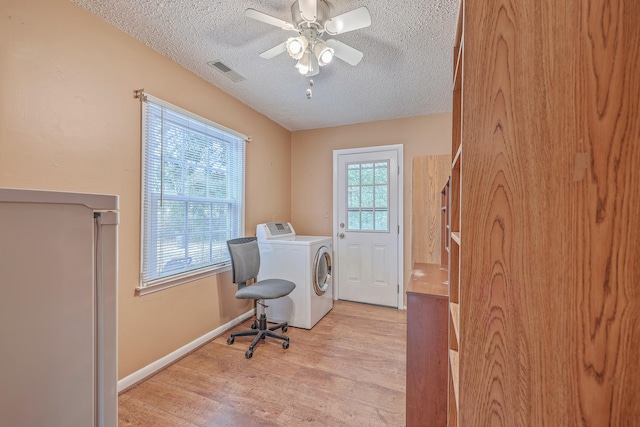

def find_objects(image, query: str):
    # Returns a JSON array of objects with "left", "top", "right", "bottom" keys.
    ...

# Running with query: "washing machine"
[{"left": 256, "top": 222, "right": 333, "bottom": 329}]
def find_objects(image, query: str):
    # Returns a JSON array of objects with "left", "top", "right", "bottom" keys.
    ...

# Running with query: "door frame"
[{"left": 332, "top": 144, "right": 404, "bottom": 309}]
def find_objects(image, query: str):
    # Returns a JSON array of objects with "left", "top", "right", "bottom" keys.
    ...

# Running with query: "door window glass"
[{"left": 345, "top": 161, "right": 389, "bottom": 231}]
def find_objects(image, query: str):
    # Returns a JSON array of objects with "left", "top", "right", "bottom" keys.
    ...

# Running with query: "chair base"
[{"left": 227, "top": 313, "right": 290, "bottom": 359}]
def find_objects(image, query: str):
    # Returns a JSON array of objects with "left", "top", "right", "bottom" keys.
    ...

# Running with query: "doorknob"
[{"left": 339, "top": 233, "right": 345, "bottom": 239}]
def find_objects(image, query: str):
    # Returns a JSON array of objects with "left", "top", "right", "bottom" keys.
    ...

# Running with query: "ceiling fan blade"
[
  {"left": 245, "top": 8, "right": 295, "bottom": 31},
  {"left": 259, "top": 42, "right": 287, "bottom": 59},
  {"left": 324, "top": 7, "right": 372, "bottom": 35},
  {"left": 298, "top": 0, "right": 318, "bottom": 23},
  {"left": 325, "top": 39, "right": 364, "bottom": 66}
]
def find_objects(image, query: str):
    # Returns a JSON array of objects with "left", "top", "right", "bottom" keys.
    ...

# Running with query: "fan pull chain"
[{"left": 306, "top": 79, "right": 314, "bottom": 99}]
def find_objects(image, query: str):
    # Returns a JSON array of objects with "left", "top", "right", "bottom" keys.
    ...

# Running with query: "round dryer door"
[{"left": 313, "top": 246, "right": 332, "bottom": 296}]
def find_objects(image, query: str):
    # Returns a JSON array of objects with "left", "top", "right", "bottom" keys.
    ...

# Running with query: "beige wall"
[
  {"left": 1, "top": 0, "right": 291, "bottom": 378},
  {"left": 290, "top": 114, "right": 452, "bottom": 294}
]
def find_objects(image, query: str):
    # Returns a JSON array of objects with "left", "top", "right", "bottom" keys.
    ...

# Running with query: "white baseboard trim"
[{"left": 117, "top": 308, "right": 255, "bottom": 393}]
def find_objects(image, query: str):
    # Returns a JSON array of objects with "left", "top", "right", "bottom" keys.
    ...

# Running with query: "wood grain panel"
[
  {"left": 459, "top": 0, "right": 640, "bottom": 425},
  {"left": 412, "top": 155, "right": 451, "bottom": 265},
  {"left": 462, "top": 1, "right": 580, "bottom": 424},
  {"left": 576, "top": 0, "right": 640, "bottom": 424}
]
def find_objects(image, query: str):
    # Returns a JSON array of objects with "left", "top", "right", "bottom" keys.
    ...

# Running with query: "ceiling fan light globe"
[
  {"left": 313, "top": 41, "right": 334, "bottom": 66},
  {"left": 305, "top": 67, "right": 320, "bottom": 77},
  {"left": 296, "top": 51, "right": 311, "bottom": 74},
  {"left": 296, "top": 63, "right": 309, "bottom": 74},
  {"left": 286, "top": 36, "right": 308, "bottom": 59},
  {"left": 289, "top": 39, "right": 303, "bottom": 55},
  {"left": 319, "top": 49, "right": 334, "bottom": 66}
]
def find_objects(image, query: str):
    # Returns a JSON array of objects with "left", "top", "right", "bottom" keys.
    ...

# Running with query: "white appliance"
[
  {"left": 256, "top": 222, "right": 333, "bottom": 329},
  {"left": 0, "top": 188, "right": 119, "bottom": 427}
]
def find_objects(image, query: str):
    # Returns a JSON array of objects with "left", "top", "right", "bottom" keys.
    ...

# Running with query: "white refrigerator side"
[
  {"left": 0, "top": 189, "right": 118, "bottom": 427},
  {"left": 96, "top": 210, "right": 119, "bottom": 427}
]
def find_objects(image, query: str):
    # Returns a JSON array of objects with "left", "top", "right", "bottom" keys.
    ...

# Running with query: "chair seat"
[{"left": 235, "top": 278, "right": 296, "bottom": 300}]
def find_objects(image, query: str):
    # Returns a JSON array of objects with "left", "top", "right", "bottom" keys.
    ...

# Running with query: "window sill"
[{"left": 136, "top": 264, "right": 232, "bottom": 296}]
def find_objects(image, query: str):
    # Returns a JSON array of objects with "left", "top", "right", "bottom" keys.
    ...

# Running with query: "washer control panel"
[{"left": 256, "top": 222, "right": 296, "bottom": 240}]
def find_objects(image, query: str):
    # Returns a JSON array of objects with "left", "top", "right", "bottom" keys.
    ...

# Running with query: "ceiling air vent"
[{"left": 207, "top": 60, "right": 246, "bottom": 82}]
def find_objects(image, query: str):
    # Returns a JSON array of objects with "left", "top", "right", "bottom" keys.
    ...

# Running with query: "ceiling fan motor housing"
[{"left": 291, "top": 0, "right": 330, "bottom": 29}]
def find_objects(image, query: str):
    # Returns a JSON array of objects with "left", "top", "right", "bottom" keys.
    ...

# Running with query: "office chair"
[{"left": 226, "top": 237, "right": 296, "bottom": 359}]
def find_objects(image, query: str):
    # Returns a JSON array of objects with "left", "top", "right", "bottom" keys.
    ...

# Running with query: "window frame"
[{"left": 136, "top": 93, "right": 247, "bottom": 295}]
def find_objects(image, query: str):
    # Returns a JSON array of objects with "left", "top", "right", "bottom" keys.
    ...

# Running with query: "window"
[
  {"left": 138, "top": 94, "right": 246, "bottom": 294},
  {"left": 346, "top": 161, "right": 389, "bottom": 231}
]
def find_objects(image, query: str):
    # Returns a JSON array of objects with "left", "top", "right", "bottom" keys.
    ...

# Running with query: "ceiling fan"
[{"left": 245, "top": 0, "right": 372, "bottom": 77}]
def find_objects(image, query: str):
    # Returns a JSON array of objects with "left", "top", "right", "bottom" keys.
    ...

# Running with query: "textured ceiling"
[{"left": 72, "top": 0, "right": 459, "bottom": 131}]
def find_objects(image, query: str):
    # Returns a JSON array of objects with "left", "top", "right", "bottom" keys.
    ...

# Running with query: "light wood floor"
[{"left": 118, "top": 300, "right": 407, "bottom": 426}]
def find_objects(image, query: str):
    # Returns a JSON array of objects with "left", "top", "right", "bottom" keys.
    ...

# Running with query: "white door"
[{"left": 333, "top": 146, "right": 402, "bottom": 308}]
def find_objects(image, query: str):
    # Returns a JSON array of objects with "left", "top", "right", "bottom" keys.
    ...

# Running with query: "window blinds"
[{"left": 140, "top": 95, "right": 245, "bottom": 289}]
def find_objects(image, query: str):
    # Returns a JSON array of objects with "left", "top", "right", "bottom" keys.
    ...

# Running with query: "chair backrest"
[{"left": 227, "top": 237, "right": 260, "bottom": 287}]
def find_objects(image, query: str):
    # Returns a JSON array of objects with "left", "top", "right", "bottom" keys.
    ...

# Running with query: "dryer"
[{"left": 256, "top": 222, "right": 333, "bottom": 329}]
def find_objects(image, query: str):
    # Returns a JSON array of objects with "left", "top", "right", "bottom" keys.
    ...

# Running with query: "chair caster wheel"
[
  {"left": 282, "top": 326, "right": 288, "bottom": 332},
  {"left": 245, "top": 349, "right": 253, "bottom": 359},
  {"left": 227, "top": 336, "right": 234, "bottom": 345},
  {"left": 251, "top": 321, "right": 258, "bottom": 329},
  {"left": 282, "top": 340, "right": 290, "bottom": 349}
]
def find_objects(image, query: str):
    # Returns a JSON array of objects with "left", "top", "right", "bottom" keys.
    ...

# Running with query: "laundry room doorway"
[{"left": 333, "top": 145, "right": 403, "bottom": 309}]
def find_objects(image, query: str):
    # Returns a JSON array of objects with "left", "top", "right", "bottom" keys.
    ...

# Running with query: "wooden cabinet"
[
  {"left": 406, "top": 263, "right": 448, "bottom": 427},
  {"left": 406, "top": 177, "right": 451, "bottom": 426},
  {"left": 447, "top": 2, "right": 463, "bottom": 424},
  {"left": 449, "top": 0, "right": 640, "bottom": 425}
]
